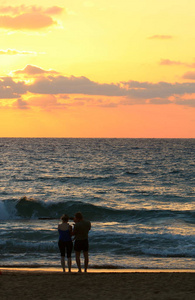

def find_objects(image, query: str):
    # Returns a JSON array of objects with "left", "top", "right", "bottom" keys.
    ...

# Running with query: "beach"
[{"left": 1, "top": 269, "right": 195, "bottom": 300}]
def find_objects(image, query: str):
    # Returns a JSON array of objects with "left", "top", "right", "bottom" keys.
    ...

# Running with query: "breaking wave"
[{"left": 1, "top": 197, "right": 194, "bottom": 224}]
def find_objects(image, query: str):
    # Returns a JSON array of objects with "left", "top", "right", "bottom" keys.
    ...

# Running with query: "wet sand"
[{"left": 1, "top": 268, "right": 195, "bottom": 300}]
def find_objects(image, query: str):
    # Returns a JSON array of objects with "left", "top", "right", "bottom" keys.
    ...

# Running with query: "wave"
[
  {"left": 1, "top": 231, "right": 194, "bottom": 258},
  {"left": 90, "top": 231, "right": 195, "bottom": 258},
  {"left": 123, "top": 171, "right": 140, "bottom": 176},
  {"left": 0, "top": 197, "right": 194, "bottom": 224},
  {"left": 37, "top": 175, "right": 116, "bottom": 183}
]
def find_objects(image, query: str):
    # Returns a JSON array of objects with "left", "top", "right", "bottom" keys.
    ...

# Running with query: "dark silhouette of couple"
[{"left": 58, "top": 212, "right": 91, "bottom": 273}]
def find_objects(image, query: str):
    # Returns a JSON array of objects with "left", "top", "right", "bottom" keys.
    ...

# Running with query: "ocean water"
[{"left": 0, "top": 138, "right": 194, "bottom": 270}]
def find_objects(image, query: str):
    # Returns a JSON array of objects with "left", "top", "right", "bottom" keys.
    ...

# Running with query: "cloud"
[
  {"left": 0, "top": 49, "right": 36, "bottom": 55},
  {"left": 1, "top": 67, "right": 195, "bottom": 109},
  {"left": 160, "top": 59, "right": 195, "bottom": 68},
  {"left": 119, "top": 97, "right": 147, "bottom": 106},
  {"left": 74, "top": 97, "right": 94, "bottom": 101},
  {"left": 148, "top": 35, "right": 173, "bottom": 40},
  {"left": 0, "top": 77, "right": 26, "bottom": 98},
  {"left": 121, "top": 80, "right": 195, "bottom": 99},
  {"left": 26, "top": 76, "right": 195, "bottom": 108},
  {"left": 13, "top": 98, "right": 29, "bottom": 109},
  {"left": 0, "top": 13, "right": 56, "bottom": 30},
  {"left": 0, "top": 5, "right": 64, "bottom": 15},
  {"left": 148, "top": 98, "right": 171, "bottom": 105},
  {"left": 72, "top": 96, "right": 118, "bottom": 108},
  {"left": 13, "top": 65, "right": 59, "bottom": 76},
  {"left": 174, "top": 98, "right": 195, "bottom": 107},
  {"left": 160, "top": 59, "right": 183, "bottom": 66},
  {"left": 28, "top": 75, "right": 124, "bottom": 96},
  {"left": 182, "top": 71, "right": 195, "bottom": 80},
  {"left": 44, "top": 6, "right": 64, "bottom": 15},
  {"left": 98, "top": 102, "right": 118, "bottom": 108},
  {"left": 59, "top": 94, "right": 70, "bottom": 100},
  {"left": 0, "top": 5, "right": 64, "bottom": 31},
  {"left": 27, "top": 94, "right": 66, "bottom": 111},
  {"left": 13, "top": 69, "right": 195, "bottom": 101}
]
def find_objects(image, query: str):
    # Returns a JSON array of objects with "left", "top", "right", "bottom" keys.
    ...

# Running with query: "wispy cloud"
[
  {"left": 0, "top": 5, "right": 64, "bottom": 15},
  {"left": 0, "top": 49, "right": 36, "bottom": 55},
  {"left": 182, "top": 71, "right": 195, "bottom": 80},
  {"left": 160, "top": 59, "right": 183, "bottom": 66},
  {"left": 160, "top": 59, "right": 195, "bottom": 68},
  {"left": 148, "top": 35, "right": 173, "bottom": 40},
  {"left": 13, "top": 65, "right": 59, "bottom": 76}
]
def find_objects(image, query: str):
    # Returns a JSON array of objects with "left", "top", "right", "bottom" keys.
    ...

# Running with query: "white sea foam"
[{"left": 0, "top": 201, "right": 9, "bottom": 220}]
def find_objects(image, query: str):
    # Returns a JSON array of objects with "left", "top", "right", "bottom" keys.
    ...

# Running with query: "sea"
[{"left": 0, "top": 138, "right": 194, "bottom": 270}]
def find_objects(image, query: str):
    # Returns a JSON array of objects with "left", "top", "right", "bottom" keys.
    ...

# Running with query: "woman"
[{"left": 58, "top": 214, "right": 73, "bottom": 272}]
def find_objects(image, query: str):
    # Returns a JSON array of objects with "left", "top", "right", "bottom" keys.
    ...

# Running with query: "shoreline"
[{"left": 1, "top": 266, "right": 195, "bottom": 273}]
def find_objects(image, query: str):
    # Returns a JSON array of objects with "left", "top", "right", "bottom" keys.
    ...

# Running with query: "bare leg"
[
  {"left": 61, "top": 256, "right": 65, "bottom": 272},
  {"left": 75, "top": 251, "right": 82, "bottom": 272},
  {"left": 68, "top": 257, "right": 71, "bottom": 272},
  {"left": 83, "top": 251, "right": 89, "bottom": 273}
]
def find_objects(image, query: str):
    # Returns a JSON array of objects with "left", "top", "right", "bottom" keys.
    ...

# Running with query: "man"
[{"left": 72, "top": 212, "right": 91, "bottom": 273}]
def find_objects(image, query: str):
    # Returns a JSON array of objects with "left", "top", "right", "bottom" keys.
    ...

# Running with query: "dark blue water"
[{"left": 0, "top": 138, "right": 194, "bottom": 269}]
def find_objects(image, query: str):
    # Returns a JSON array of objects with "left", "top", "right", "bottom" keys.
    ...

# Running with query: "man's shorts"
[
  {"left": 74, "top": 239, "right": 89, "bottom": 252},
  {"left": 58, "top": 240, "right": 73, "bottom": 258}
]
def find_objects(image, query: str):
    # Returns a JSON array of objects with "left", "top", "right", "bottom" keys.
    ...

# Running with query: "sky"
[{"left": 0, "top": 0, "right": 195, "bottom": 138}]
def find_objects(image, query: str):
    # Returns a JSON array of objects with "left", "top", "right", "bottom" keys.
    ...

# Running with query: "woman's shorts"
[
  {"left": 58, "top": 240, "right": 73, "bottom": 258},
  {"left": 74, "top": 239, "right": 89, "bottom": 252}
]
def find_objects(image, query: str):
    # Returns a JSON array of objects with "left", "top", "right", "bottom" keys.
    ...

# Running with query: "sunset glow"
[{"left": 0, "top": 0, "right": 195, "bottom": 137}]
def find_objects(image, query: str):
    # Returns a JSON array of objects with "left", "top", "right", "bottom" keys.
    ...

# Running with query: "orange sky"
[{"left": 0, "top": 0, "right": 195, "bottom": 137}]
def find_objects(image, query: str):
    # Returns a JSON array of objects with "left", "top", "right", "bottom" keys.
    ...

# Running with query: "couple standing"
[{"left": 58, "top": 212, "right": 91, "bottom": 273}]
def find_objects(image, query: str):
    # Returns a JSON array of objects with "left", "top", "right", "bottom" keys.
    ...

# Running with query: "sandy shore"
[{"left": 1, "top": 269, "right": 195, "bottom": 300}]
